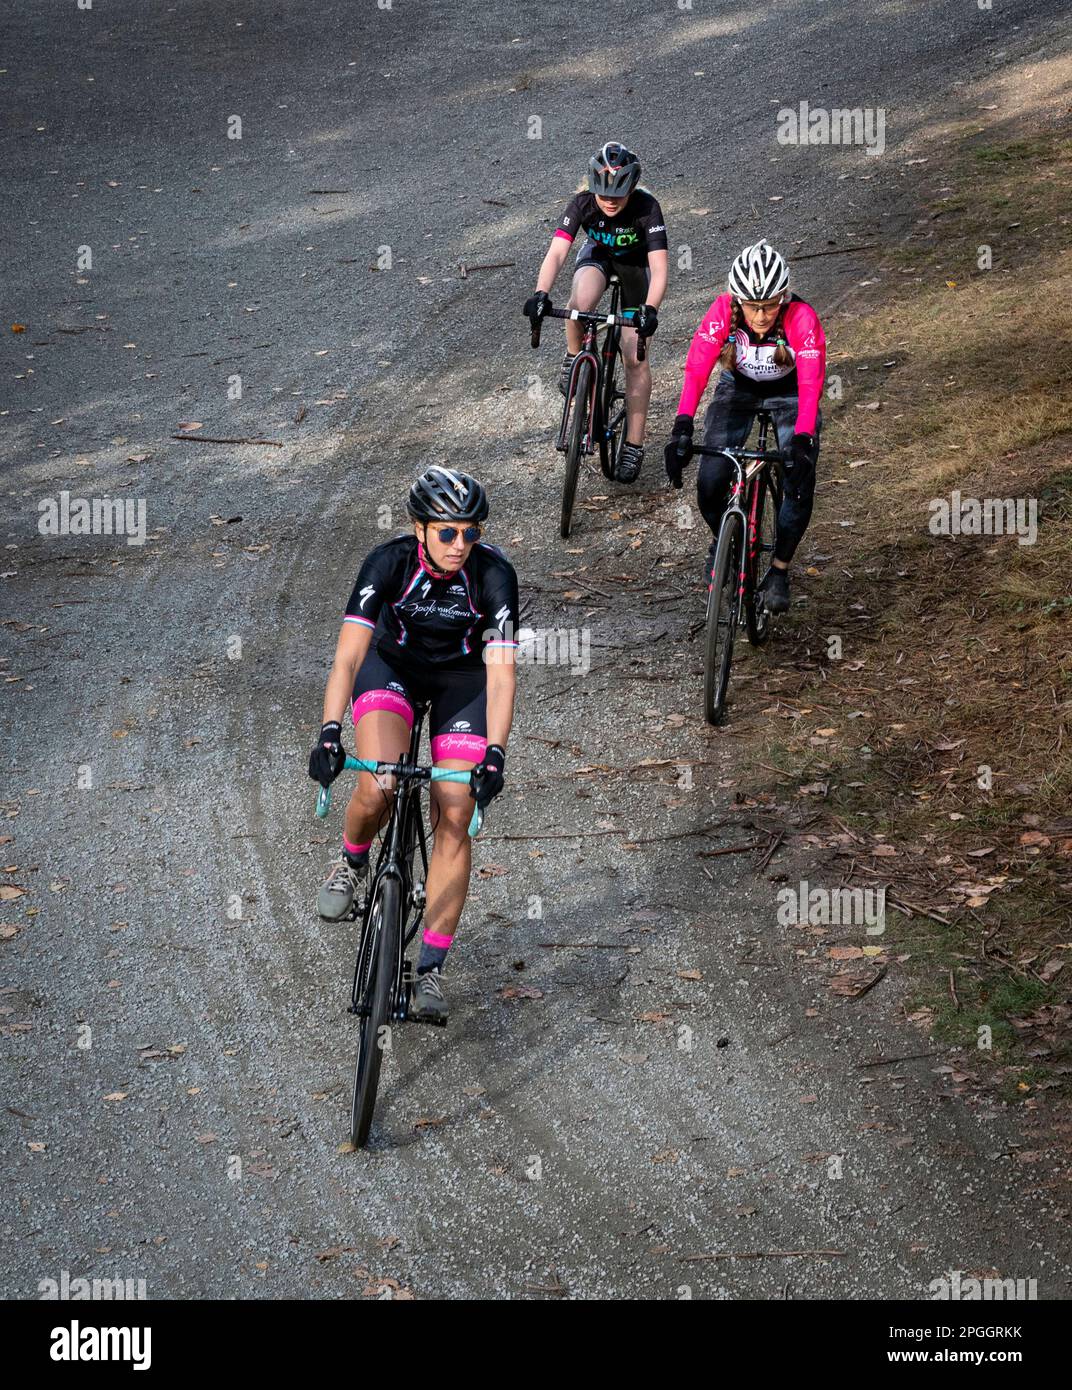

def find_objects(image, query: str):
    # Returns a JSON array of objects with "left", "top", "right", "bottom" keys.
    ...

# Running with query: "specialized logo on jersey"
[
  {"left": 358, "top": 585, "right": 376, "bottom": 610},
  {"left": 419, "top": 579, "right": 432, "bottom": 598},
  {"left": 494, "top": 604, "right": 511, "bottom": 628},
  {"left": 699, "top": 312, "right": 731, "bottom": 345}
]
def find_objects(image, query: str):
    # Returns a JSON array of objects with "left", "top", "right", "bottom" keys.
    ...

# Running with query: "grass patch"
[{"left": 743, "top": 122, "right": 1072, "bottom": 1092}]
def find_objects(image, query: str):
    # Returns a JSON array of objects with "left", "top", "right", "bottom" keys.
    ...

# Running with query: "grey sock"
[{"left": 417, "top": 942, "right": 449, "bottom": 974}]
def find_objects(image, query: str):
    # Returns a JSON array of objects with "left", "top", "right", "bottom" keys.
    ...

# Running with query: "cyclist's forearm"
[
  {"left": 793, "top": 348, "right": 826, "bottom": 436},
  {"left": 322, "top": 624, "right": 372, "bottom": 728},
  {"left": 645, "top": 249, "right": 668, "bottom": 309},
  {"left": 535, "top": 238, "right": 571, "bottom": 293},
  {"left": 676, "top": 337, "right": 720, "bottom": 416},
  {"left": 484, "top": 655, "right": 516, "bottom": 750}
]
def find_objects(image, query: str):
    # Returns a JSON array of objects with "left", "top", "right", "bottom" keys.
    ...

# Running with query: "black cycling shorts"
[
  {"left": 350, "top": 647, "right": 487, "bottom": 765},
  {"left": 574, "top": 242, "right": 651, "bottom": 312}
]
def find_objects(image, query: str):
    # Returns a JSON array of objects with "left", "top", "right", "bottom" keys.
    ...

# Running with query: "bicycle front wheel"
[
  {"left": 704, "top": 512, "right": 744, "bottom": 725},
  {"left": 598, "top": 331, "right": 625, "bottom": 480},
  {"left": 350, "top": 875, "right": 402, "bottom": 1148},
  {"left": 745, "top": 467, "right": 781, "bottom": 647},
  {"left": 561, "top": 359, "right": 592, "bottom": 538}
]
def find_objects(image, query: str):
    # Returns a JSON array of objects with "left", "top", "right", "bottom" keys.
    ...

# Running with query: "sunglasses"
[{"left": 429, "top": 524, "right": 482, "bottom": 544}]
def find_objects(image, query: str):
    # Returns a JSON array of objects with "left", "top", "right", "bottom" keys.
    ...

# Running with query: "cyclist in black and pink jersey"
[
  {"left": 524, "top": 141, "right": 668, "bottom": 484},
  {"left": 664, "top": 240, "right": 827, "bottom": 612},
  {"left": 307, "top": 467, "right": 519, "bottom": 1022}
]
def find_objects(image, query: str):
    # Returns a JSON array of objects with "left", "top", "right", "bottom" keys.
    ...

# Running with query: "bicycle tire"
[
  {"left": 599, "top": 332, "right": 624, "bottom": 480},
  {"left": 350, "top": 874, "right": 402, "bottom": 1148},
  {"left": 561, "top": 359, "right": 592, "bottom": 538},
  {"left": 745, "top": 467, "right": 781, "bottom": 647},
  {"left": 704, "top": 512, "right": 744, "bottom": 725}
]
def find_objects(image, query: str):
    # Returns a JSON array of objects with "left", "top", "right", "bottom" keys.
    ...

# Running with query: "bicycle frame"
[
  {"left": 554, "top": 279, "right": 627, "bottom": 454},
  {"left": 692, "top": 410, "right": 784, "bottom": 617}
]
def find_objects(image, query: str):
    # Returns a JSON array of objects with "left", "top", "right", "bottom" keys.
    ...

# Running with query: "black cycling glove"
[
  {"left": 664, "top": 414, "right": 695, "bottom": 489},
  {"left": 633, "top": 303, "right": 658, "bottom": 338},
  {"left": 788, "top": 432, "right": 813, "bottom": 475},
  {"left": 524, "top": 291, "right": 552, "bottom": 320},
  {"left": 470, "top": 744, "right": 506, "bottom": 810},
  {"left": 308, "top": 721, "right": 346, "bottom": 788}
]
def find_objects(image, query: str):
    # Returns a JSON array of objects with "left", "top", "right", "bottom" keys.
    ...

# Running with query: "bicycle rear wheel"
[
  {"left": 561, "top": 359, "right": 592, "bottom": 538},
  {"left": 745, "top": 467, "right": 781, "bottom": 647},
  {"left": 350, "top": 875, "right": 402, "bottom": 1147},
  {"left": 704, "top": 512, "right": 744, "bottom": 725}
]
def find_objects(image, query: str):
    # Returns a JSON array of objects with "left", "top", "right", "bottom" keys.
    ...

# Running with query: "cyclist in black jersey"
[
  {"left": 307, "top": 467, "right": 519, "bottom": 1021},
  {"left": 523, "top": 142, "right": 668, "bottom": 484}
]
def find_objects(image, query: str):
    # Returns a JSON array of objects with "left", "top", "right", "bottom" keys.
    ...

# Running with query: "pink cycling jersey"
[{"left": 676, "top": 293, "right": 827, "bottom": 436}]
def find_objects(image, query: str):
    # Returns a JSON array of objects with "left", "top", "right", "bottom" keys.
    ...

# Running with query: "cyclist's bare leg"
[
  {"left": 620, "top": 323, "right": 651, "bottom": 444},
  {"left": 564, "top": 265, "right": 607, "bottom": 355},
  {"left": 343, "top": 708, "right": 410, "bottom": 849},
  {"left": 422, "top": 764, "right": 478, "bottom": 945}
]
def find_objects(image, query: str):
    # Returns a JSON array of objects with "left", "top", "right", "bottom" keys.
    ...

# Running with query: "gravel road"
[{"left": 3, "top": 0, "right": 1070, "bottom": 1299}]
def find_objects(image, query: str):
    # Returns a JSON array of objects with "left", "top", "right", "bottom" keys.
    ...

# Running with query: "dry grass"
[{"left": 740, "top": 126, "right": 1072, "bottom": 1092}]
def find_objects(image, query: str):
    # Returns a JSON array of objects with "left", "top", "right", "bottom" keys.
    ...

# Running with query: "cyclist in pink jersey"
[{"left": 664, "top": 240, "right": 827, "bottom": 612}]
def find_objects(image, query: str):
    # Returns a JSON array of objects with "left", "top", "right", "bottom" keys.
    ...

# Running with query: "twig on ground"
[
  {"left": 856, "top": 1051, "right": 941, "bottom": 1069},
  {"left": 172, "top": 434, "right": 283, "bottom": 447}
]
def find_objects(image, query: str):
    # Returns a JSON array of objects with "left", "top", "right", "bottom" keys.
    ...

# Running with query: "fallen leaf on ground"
[{"left": 499, "top": 985, "right": 543, "bottom": 1001}]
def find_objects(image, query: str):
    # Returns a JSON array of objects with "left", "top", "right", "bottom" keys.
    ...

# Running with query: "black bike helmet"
[
  {"left": 407, "top": 466, "right": 489, "bottom": 524},
  {"left": 588, "top": 141, "right": 641, "bottom": 198}
]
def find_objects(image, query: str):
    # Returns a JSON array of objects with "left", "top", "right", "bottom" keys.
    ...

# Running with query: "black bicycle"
[
  {"left": 314, "top": 700, "right": 482, "bottom": 1147},
  {"left": 679, "top": 410, "right": 786, "bottom": 725},
  {"left": 528, "top": 277, "right": 647, "bottom": 538}
]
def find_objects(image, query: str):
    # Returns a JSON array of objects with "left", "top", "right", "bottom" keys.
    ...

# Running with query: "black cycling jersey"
[
  {"left": 344, "top": 534, "right": 520, "bottom": 672},
  {"left": 555, "top": 189, "right": 668, "bottom": 266}
]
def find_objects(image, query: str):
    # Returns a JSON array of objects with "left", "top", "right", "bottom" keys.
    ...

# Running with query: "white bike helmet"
[{"left": 727, "top": 239, "right": 790, "bottom": 301}]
